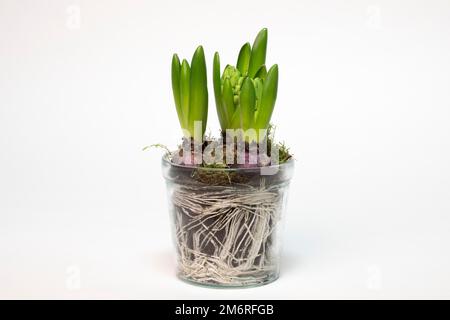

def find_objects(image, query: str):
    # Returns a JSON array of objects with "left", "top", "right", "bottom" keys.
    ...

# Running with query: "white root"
[{"left": 171, "top": 179, "right": 284, "bottom": 286}]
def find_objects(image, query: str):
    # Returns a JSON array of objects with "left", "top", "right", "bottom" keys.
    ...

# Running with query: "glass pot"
[{"left": 162, "top": 156, "right": 294, "bottom": 288}]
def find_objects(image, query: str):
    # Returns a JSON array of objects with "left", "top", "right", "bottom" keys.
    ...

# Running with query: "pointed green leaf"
[
  {"left": 255, "top": 64, "right": 278, "bottom": 130},
  {"left": 240, "top": 78, "right": 255, "bottom": 130},
  {"left": 248, "top": 28, "right": 268, "bottom": 78},
  {"left": 213, "top": 52, "right": 227, "bottom": 130},
  {"left": 188, "top": 46, "right": 208, "bottom": 138},
  {"left": 171, "top": 54, "right": 184, "bottom": 128},
  {"left": 222, "top": 78, "right": 235, "bottom": 127},
  {"left": 180, "top": 59, "right": 190, "bottom": 128},
  {"left": 236, "top": 42, "right": 251, "bottom": 76},
  {"left": 254, "top": 65, "right": 267, "bottom": 80}
]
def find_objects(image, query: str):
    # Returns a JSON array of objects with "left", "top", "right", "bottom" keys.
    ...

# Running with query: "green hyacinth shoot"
[
  {"left": 171, "top": 46, "right": 208, "bottom": 140},
  {"left": 213, "top": 28, "right": 278, "bottom": 141}
]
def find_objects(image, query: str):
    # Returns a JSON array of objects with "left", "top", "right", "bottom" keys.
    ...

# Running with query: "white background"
[{"left": 1, "top": 0, "right": 450, "bottom": 299}]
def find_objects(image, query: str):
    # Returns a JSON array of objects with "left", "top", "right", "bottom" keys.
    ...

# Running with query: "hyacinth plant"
[
  {"left": 157, "top": 28, "right": 294, "bottom": 288},
  {"left": 213, "top": 28, "right": 278, "bottom": 142},
  {"left": 167, "top": 29, "right": 287, "bottom": 167}
]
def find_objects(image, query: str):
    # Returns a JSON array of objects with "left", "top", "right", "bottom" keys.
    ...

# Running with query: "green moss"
[{"left": 276, "top": 142, "right": 292, "bottom": 164}]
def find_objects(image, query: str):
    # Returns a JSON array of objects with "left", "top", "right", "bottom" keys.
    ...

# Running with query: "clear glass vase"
[{"left": 162, "top": 156, "right": 294, "bottom": 288}]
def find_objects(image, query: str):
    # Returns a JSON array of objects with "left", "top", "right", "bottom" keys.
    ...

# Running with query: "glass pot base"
[{"left": 178, "top": 273, "right": 279, "bottom": 289}]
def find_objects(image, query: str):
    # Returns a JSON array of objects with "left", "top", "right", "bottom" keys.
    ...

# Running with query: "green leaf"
[
  {"left": 254, "top": 65, "right": 267, "bottom": 80},
  {"left": 255, "top": 64, "right": 278, "bottom": 130},
  {"left": 253, "top": 77, "right": 263, "bottom": 112},
  {"left": 236, "top": 42, "right": 251, "bottom": 76},
  {"left": 239, "top": 77, "right": 255, "bottom": 130},
  {"left": 213, "top": 52, "right": 227, "bottom": 129},
  {"left": 188, "top": 46, "right": 208, "bottom": 138},
  {"left": 171, "top": 54, "right": 184, "bottom": 128},
  {"left": 222, "top": 78, "right": 235, "bottom": 128},
  {"left": 230, "top": 105, "right": 242, "bottom": 129},
  {"left": 180, "top": 59, "right": 190, "bottom": 128},
  {"left": 248, "top": 28, "right": 268, "bottom": 78}
]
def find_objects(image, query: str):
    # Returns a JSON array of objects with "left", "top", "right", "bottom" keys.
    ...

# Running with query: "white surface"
[{"left": 1, "top": 0, "right": 450, "bottom": 299}]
